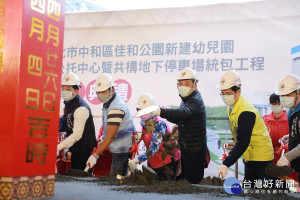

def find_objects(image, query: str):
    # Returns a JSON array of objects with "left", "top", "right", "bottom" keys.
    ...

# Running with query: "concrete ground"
[{"left": 50, "top": 181, "right": 246, "bottom": 200}]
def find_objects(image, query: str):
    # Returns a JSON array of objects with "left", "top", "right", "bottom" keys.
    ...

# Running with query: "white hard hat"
[
  {"left": 216, "top": 70, "right": 241, "bottom": 90},
  {"left": 177, "top": 68, "right": 198, "bottom": 81},
  {"left": 94, "top": 73, "right": 115, "bottom": 92},
  {"left": 137, "top": 92, "right": 155, "bottom": 109},
  {"left": 61, "top": 72, "right": 81, "bottom": 87},
  {"left": 275, "top": 74, "right": 300, "bottom": 95}
]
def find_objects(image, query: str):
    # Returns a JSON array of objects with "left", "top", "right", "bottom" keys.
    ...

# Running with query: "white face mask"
[
  {"left": 280, "top": 96, "right": 295, "bottom": 108},
  {"left": 62, "top": 90, "right": 74, "bottom": 101},
  {"left": 270, "top": 104, "right": 283, "bottom": 114},
  {"left": 222, "top": 95, "right": 235, "bottom": 106},
  {"left": 178, "top": 86, "right": 192, "bottom": 97},
  {"left": 97, "top": 91, "right": 111, "bottom": 103},
  {"left": 141, "top": 113, "right": 153, "bottom": 121}
]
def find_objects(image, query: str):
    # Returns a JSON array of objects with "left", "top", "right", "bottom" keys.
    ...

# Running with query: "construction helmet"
[
  {"left": 137, "top": 92, "right": 155, "bottom": 109},
  {"left": 177, "top": 68, "right": 198, "bottom": 81},
  {"left": 94, "top": 73, "right": 115, "bottom": 92},
  {"left": 216, "top": 70, "right": 241, "bottom": 90},
  {"left": 275, "top": 74, "right": 300, "bottom": 95},
  {"left": 61, "top": 72, "right": 81, "bottom": 87}
]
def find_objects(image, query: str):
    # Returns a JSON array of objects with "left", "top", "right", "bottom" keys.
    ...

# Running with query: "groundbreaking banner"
[{"left": 63, "top": 0, "right": 300, "bottom": 133}]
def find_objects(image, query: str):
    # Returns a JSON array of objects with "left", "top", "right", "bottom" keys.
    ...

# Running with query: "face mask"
[
  {"left": 97, "top": 91, "right": 111, "bottom": 103},
  {"left": 141, "top": 113, "right": 153, "bottom": 121},
  {"left": 222, "top": 95, "right": 235, "bottom": 106},
  {"left": 280, "top": 96, "right": 295, "bottom": 108},
  {"left": 270, "top": 105, "right": 283, "bottom": 114},
  {"left": 62, "top": 90, "right": 74, "bottom": 101},
  {"left": 178, "top": 86, "right": 192, "bottom": 98}
]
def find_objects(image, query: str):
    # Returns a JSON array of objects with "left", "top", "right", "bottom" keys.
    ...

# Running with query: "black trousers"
[
  {"left": 243, "top": 160, "right": 272, "bottom": 188},
  {"left": 180, "top": 151, "right": 206, "bottom": 184},
  {"left": 71, "top": 150, "right": 92, "bottom": 173},
  {"left": 111, "top": 153, "right": 131, "bottom": 176}
]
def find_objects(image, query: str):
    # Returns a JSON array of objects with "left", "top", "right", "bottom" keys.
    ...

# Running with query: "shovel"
[
  {"left": 135, "top": 105, "right": 159, "bottom": 117},
  {"left": 265, "top": 145, "right": 293, "bottom": 178},
  {"left": 65, "top": 166, "right": 93, "bottom": 177}
]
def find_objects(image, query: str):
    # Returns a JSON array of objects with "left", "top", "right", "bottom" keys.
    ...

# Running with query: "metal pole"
[{"left": 235, "top": 161, "right": 238, "bottom": 179}]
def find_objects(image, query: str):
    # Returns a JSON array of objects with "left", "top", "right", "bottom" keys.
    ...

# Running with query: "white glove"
[
  {"left": 278, "top": 135, "right": 289, "bottom": 145},
  {"left": 135, "top": 132, "right": 143, "bottom": 140},
  {"left": 63, "top": 148, "right": 70, "bottom": 160},
  {"left": 277, "top": 156, "right": 289, "bottom": 166},
  {"left": 86, "top": 154, "right": 98, "bottom": 169},
  {"left": 225, "top": 140, "right": 235, "bottom": 150},
  {"left": 57, "top": 143, "right": 64, "bottom": 157},
  {"left": 99, "top": 135, "right": 105, "bottom": 142},
  {"left": 98, "top": 135, "right": 105, "bottom": 146},
  {"left": 128, "top": 158, "right": 139, "bottom": 173},
  {"left": 218, "top": 164, "right": 228, "bottom": 179},
  {"left": 151, "top": 107, "right": 161, "bottom": 116}
]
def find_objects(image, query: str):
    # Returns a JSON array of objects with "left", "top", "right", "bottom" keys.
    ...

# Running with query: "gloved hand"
[
  {"left": 86, "top": 154, "right": 98, "bottom": 169},
  {"left": 277, "top": 156, "right": 289, "bottom": 166},
  {"left": 57, "top": 143, "right": 64, "bottom": 158},
  {"left": 98, "top": 135, "right": 105, "bottom": 146},
  {"left": 225, "top": 140, "right": 235, "bottom": 150},
  {"left": 151, "top": 107, "right": 161, "bottom": 116},
  {"left": 128, "top": 158, "right": 139, "bottom": 174},
  {"left": 134, "top": 132, "right": 143, "bottom": 140},
  {"left": 218, "top": 164, "right": 228, "bottom": 179},
  {"left": 278, "top": 135, "right": 289, "bottom": 145},
  {"left": 63, "top": 148, "right": 70, "bottom": 160},
  {"left": 99, "top": 135, "right": 105, "bottom": 142}
]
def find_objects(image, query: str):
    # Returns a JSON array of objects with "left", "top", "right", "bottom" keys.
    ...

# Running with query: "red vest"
[{"left": 142, "top": 116, "right": 175, "bottom": 169}]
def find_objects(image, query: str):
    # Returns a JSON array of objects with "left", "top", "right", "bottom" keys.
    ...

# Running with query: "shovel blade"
[
  {"left": 65, "top": 169, "right": 93, "bottom": 177},
  {"left": 265, "top": 163, "right": 293, "bottom": 178}
]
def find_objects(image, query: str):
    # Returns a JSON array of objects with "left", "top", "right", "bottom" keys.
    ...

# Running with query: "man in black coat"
[{"left": 152, "top": 68, "right": 207, "bottom": 184}]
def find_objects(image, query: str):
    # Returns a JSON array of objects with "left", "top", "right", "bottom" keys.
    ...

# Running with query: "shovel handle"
[
  {"left": 84, "top": 166, "right": 89, "bottom": 172},
  {"left": 219, "top": 173, "right": 223, "bottom": 179},
  {"left": 281, "top": 149, "right": 285, "bottom": 157}
]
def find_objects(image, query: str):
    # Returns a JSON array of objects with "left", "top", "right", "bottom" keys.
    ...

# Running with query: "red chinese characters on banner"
[
  {"left": 114, "top": 79, "right": 132, "bottom": 103},
  {"left": 85, "top": 79, "right": 132, "bottom": 105},
  {"left": 15, "top": 0, "right": 65, "bottom": 176},
  {"left": 86, "top": 80, "right": 101, "bottom": 105}
]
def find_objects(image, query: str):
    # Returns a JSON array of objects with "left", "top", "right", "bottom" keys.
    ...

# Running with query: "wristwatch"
[{"left": 92, "top": 152, "right": 99, "bottom": 159}]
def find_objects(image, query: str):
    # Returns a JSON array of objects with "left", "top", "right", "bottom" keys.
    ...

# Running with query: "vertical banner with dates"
[{"left": 0, "top": 0, "right": 65, "bottom": 176}]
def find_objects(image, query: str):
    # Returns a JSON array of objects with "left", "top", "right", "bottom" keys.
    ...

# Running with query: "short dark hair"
[
  {"left": 269, "top": 93, "right": 280, "bottom": 104},
  {"left": 192, "top": 79, "right": 198, "bottom": 84},
  {"left": 109, "top": 86, "right": 115, "bottom": 91},
  {"left": 72, "top": 85, "right": 79, "bottom": 90},
  {"left": 230, "top": 85, "right": 241, "bottom": 92}
]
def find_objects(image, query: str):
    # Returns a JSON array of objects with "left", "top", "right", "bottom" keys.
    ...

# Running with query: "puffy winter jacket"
[
  {"left": 160, "top": 90, "right": 207, "bottom": 153},
  {"left": 287, "top": 103, "right": 300, "bottom": 173},
  {"left": 263, "top": 110, "right": 289, "bottom": 163},
  {"left": 65, "top": 95, "right": 97, "bottom": 153}
]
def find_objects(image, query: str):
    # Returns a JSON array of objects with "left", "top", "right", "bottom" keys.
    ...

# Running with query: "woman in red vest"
[{"left": 128, "top": 92, "right": 181, "bottom": 180}]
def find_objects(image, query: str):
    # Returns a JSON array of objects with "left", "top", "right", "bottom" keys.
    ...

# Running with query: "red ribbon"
[{"left": 221, "top": 145, "right": 228, "bottom": 161}]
